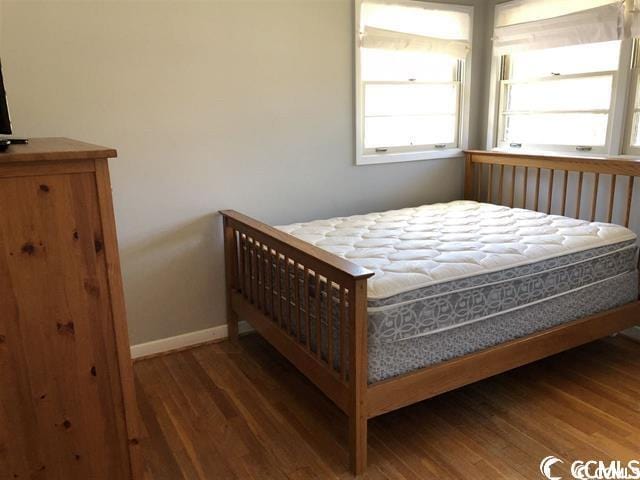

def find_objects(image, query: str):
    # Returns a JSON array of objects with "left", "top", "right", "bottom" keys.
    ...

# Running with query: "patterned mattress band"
[
  {"left": 367, "top": 240, "right": 638, "bottom": 344},
  {"left": 368, "top": 271, "right": 638, "bottom": 383}
]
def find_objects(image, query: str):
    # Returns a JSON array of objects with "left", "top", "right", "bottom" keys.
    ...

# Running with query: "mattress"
[
  {"left": 368, "top": 270, "right": 638, "bottom": 382},
  {"left": 275, "top": 201, "right": 639, "bottom": 382}
]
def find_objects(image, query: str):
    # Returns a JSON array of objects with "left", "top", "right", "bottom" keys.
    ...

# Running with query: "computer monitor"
[{"left": 0, "top": 61, "right": 11, "bottom": 135}]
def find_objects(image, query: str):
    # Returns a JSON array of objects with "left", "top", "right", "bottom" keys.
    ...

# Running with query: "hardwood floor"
[{"left": 135, "top": 333, "right": 640, "bottom": 479}]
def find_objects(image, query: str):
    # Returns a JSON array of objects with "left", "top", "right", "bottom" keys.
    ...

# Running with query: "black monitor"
[{"left": 0, "top": 61, "right": 11, "bottom": 135}]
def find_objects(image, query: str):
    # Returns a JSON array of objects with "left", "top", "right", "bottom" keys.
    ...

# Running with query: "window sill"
[
  {"left": 472, "top": 147, "right": 640, "bottom": 162},
  {"left": 491, "top": 146, "right": 611, "bottom": 159},
  {"left": 356, "top": 148, "right": 463, "bottom": 166}
]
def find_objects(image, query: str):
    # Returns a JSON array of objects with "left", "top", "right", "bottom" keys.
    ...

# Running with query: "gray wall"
[{"left": 0, "top": 0, "right": 488, "bottom": 344}]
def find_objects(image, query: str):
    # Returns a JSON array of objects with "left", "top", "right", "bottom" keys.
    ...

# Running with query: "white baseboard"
[
  {"left": 130, "top": 321, "right": 253, "bottom": 359},
  {"left": 621, "top": 326, "right": 640, "bottom": 342}
]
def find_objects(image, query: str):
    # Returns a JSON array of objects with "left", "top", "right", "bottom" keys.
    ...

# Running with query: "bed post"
[
  {"left": 223, "top": 216, "right": 239, "bottom": 341},
  {"left": 464, "top": 152, "right": 475, "bottom": 200},
  {"left": 349, "top": 278, "right": 369, "bottom": 476}
]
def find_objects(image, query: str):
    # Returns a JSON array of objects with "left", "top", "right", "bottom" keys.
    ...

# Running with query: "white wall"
[{"left": 0, "top": 0, "right": 487, "bottom": 344}]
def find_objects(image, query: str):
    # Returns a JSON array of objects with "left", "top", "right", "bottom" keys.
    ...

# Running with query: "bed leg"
[
  {"left": 223, "top": 216, "right": 239, "bottom": 342},
  {"left": 349, "top": 409, "right": 367, "bottom": 476},
  {"left": 349, "top": 279, "right": 368, "bottom": 476},
  {"left": 227, "top": 309, "right": 239, "bottom": 342}
]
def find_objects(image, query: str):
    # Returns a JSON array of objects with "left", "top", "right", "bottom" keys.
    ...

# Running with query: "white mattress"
[{"left": 276, "top": 201, "right": 637, "bottom": 300}]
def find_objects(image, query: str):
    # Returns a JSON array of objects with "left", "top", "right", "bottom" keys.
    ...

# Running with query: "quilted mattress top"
[{"left": 276, "top": 201, "right": 637, "bottom": 300}]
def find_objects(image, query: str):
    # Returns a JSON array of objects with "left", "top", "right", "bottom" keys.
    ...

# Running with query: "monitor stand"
[
  {"left": 0, "top": 137, "right": 29, "bottom": 144},
  {"left": 0, "top": 137, "right": 29, "bottom": 152}
]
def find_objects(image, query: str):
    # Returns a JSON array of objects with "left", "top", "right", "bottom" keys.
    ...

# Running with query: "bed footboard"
[{"left": 220, "top": 210, "right": 374, "bottom": 474}]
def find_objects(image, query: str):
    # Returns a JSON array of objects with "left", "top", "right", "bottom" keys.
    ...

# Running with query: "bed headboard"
[{"left": 464, "top": 150, "right": 640, "bottom": 229}]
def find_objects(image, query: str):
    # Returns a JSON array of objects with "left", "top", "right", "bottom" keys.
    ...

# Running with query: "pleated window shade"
[
  {"left": 359, "top": 0, "right": 471, "bottom": 58},
  {"left": 493, "top": 0, "right": 625, "bottom": 54}
]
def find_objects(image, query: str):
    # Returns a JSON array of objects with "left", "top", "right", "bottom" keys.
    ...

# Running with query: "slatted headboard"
[{"left": 464, "top": 150, "right": 640, "bottom": 229}]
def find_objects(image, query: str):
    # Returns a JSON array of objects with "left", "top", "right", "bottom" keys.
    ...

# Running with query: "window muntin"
[{"left": 497, "top": 41, "right": 620, "bottom": 153}]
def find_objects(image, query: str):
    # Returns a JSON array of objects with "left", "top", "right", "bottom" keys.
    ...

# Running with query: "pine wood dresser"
[{"left": 0, "top": 138, "right": 142, "bottom": 479}]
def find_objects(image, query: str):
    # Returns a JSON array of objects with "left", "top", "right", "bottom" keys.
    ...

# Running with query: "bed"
[{"left": 220, "top": 150, "right": 640, "bottom": 475}]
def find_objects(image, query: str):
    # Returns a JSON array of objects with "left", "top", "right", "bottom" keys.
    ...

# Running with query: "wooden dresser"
[{"left": 0, "top": 138, "right": 142, "bottom": 479}]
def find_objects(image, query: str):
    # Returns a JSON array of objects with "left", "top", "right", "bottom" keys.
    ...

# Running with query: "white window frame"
[
  {"left": 486, "top": 2, "right": 636, "bottom": 157},
  {"left": 354, "top": 0, "right": 473, "bottom": 166},
  {"left": 623, "top": 39, "right": 640, "bottom": 155}
]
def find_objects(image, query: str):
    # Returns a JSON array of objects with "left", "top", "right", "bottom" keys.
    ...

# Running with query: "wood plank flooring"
[{"left": 135, "top": 334, "right": 640, "bottom": 479}]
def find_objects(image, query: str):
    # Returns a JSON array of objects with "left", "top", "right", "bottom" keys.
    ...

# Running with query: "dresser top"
[{"left": 0, "top": 137, "right": 117, "bottom": 163}]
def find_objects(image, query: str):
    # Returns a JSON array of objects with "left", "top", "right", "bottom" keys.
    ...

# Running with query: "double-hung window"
[
  {"left": 355, "top": 0, "right": 473, "bottom": 165},
  {"left": 491, "top": 0, "right": 626, "bottom": 155}
]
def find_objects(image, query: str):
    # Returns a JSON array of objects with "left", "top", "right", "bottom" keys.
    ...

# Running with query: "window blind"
[
  {"left": 360, "top": 0, "right": 471, "bottom": 58},
  {"left": 361, "top": 26, "right": 470, "bottom": 57},
  {"left": 493, "top": 0, "right": 624, "bottom": 55}
]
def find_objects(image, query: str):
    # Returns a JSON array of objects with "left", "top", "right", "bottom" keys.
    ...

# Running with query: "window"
[
  {"left": 489, "top": 0, "right": 630, "bottom": 155},
  {"left": 497, "top": 41, "right": 621, "bottom": 153},
  {"left": 355, "top": 0, "right": 473, "bottom": 165}
]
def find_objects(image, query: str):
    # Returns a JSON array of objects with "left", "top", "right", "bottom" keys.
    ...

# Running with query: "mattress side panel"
[
  {"left": 368, "top": 244, "right": 638, "bottom": 344},
  {"left": 368, "top": 270, "right": 639, "bottom": 383}
]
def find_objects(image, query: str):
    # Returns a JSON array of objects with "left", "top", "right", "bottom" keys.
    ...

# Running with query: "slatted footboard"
[{"left": 220, "top": 210, "right": 373, "bottom": 474}]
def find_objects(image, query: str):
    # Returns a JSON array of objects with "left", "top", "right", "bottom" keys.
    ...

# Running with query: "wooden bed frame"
[{"left": 220, "top": 150, "right": 640, "bottom": 476}]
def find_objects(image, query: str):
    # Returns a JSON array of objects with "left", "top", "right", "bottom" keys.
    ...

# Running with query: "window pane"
[
  {"left": 632, "top": 112, "right": 640, "bottom": 147},
  {"left": 361, "top": 48, "right": 457, "bottom": 82},
  {"left": 365, "top": 83, "right": 457, "bottom": 116},
  {"left": 504, "top": 113, "right": 608, "bottom": 146},
  {"left": 509, "top": 41, "right": 620, "bottom": 80},
  {"left": 506, "top": 76, "right": 612, "bottom": 112},
  {"left": 365, "top": 115, "right": 456, "bottom": 148}
]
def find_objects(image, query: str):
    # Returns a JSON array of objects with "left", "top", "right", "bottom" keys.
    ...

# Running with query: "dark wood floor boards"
[
  {"left": 191, "top": 340, "right": 343, "bottom": 479},
  {"left": 513, "top": 362, "right": 639, "bottom": 458},
  {"left": 135, "top": 334, "right": 640, "bottom": 479},
  {"left": 198, "top": 349, "right": 346, "bottom": 478}
]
